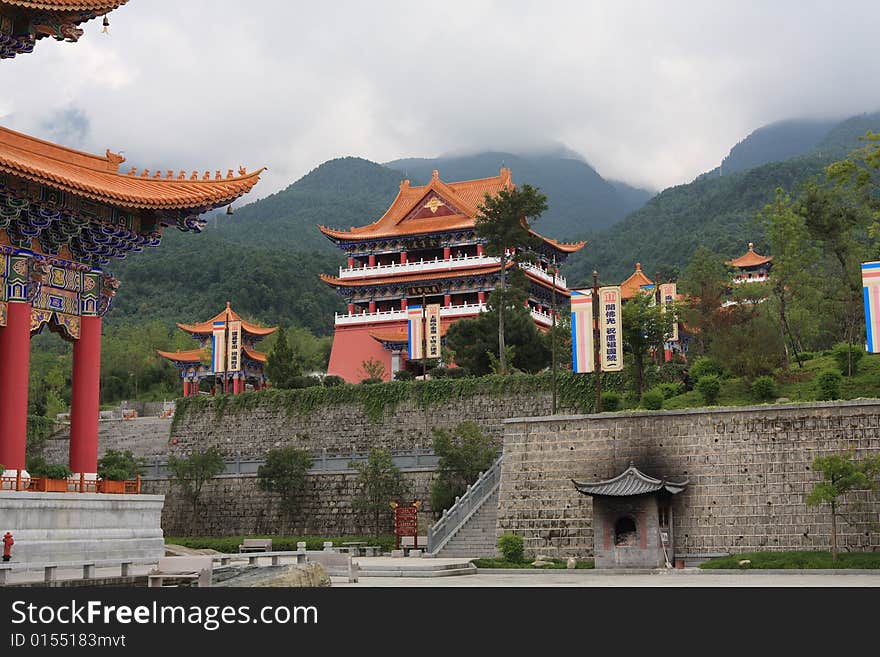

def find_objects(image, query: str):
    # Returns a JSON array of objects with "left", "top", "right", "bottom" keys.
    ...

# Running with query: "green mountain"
[
  {"left": 565, "top": 111, "right": 880, "bottom": 286},
  {"left": 386, "top": 151, "right": 654, "bottom": 238}
]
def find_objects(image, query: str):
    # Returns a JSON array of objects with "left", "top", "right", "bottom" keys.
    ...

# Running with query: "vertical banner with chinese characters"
[
  {"left": 659, "top": 282, "right": 679, "bottom": 342},
  {"left": 227, "top": 320, "right": 242, "bottom": 372},
  {"left": 862, "top": 262, "right": 880, "bottom": 353},
  {"left": 426, "top": 304, "right": 441, "bottom": 358},
  {"left": 571, "top": 288, "right": 595, "bottom": 373},
  {"left": 598, "top": 286, "right": 623, "bottom": 372},
  {"left": 212, "top": 321, "right": 226, "bottom": 373},
  {"left": 408, "top": 307, "right": 424, "bottom": 360}
]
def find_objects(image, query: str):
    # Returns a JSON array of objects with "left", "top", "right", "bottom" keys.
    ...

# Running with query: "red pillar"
[
  {"left": 369, "top": 300, "right": 376, "bottom": 313},
  {"left": 444, "top": 294, "right": 452, "bottom": 307},
  {"left": 0, "top": 301, "right": 31, "bottom": 473},
  {"left": 478, "top": 291, "right": 486, "bottom": 305},
  {"left": 401, "top": 298, "right": 408, "bottom": 310},
  {"left": 69, "top": 315, "right": 102, "bottom": 476},
  {"left": 477, "top": 244, "right": 484, "bottom": 257},
  {"left": 368, "top": 254, "right": 376, "bottom": 267},
  {"left": 347, "top": 256, "right": 355, "bottom": 268},
  {"left": 400, "top": 251, "right": 407, "bottom": 264},
  {"left": 183, "top": 380, "right": 190, "bottom": 397},
  {"left": 443, "top": 247, "right": 451, "bottom": 260}
]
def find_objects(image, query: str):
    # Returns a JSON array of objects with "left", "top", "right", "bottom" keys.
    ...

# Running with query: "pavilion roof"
[
  {"left": 620, "top": 263, "right": 653, "bottom": 300},
  {"left": 369, "top": 323, "right": 451, "bottom": 345},
  {"left": 176, "top": 303, "right": 277, "bottom": 337},
  {"left": 727, "top": 242, "right": 773, "bottom": 268},
  {"left": 318, "top": 167, "right": 586, "bottom": 255},
  {"left": 155, "top": 348, "right": 209, "bottom": 364},
  {"left": 242, "top": 346, "right": 267, "bottom": 363},
  {"left": 572, "top": 463, "right": 688, "bottom": 497},
  {"left": 0, "top": 125, "right": 264, "bottom": 211}
]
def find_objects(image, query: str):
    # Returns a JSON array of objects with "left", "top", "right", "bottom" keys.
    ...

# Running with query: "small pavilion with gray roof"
[{"left": 573, "top": 462, "right": 688, "bottom": 569}]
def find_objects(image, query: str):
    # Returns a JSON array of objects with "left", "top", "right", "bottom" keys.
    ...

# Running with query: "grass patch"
[
  {"left": 472, "top": 558, "right": 594, "bottom": 569},
  {"left": 166, "top": 535, "right": 396, "bottom": 553},
  {"left": 700, "top": 551, "right": 880, "bottom": 569}
]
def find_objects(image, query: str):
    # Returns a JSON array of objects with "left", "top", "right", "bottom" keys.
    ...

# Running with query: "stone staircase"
[{"left": 427, "top": 455, "right": 502, "bottom": 559}]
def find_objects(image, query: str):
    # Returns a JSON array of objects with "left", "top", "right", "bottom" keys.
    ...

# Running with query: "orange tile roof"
[
  {"left": 728, "top": 243, "right": 773, "bottom": 268},
  {"left": 1, "top": 1, "right": 125, "bottom": 10},
  {"left": 620, "top": 262, "right": 653, "bottom": 300},
  {"left": 242, "top": 347, "right": 268, "bottom": 363},
  {"left": 177, "top": 302, "right": 277, "bottom": 337},
  {"left": 318, "top": 167, "right": 585, "bottom": 255},
  {"left": 0, "top": 125, "right": 264, "bottom": 211},
  {"left": 156, "top": 348, "right": 209, "bottom": 364},
  {"left": 320, "top": 262, "right": 506, "bottom": 288},
  {"left": 369, "top": 324, "right": 451, "bottom": 344}
]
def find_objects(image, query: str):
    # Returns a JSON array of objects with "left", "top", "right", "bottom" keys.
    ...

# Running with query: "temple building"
[
  {"left": 318, "top": 168, "right": 586, "bottom": 382},
  {"left": 0, "top": 124, "right": 263, "bottom": 479},
  {"left": 727, "top": 242, "right": 772, "bottom": 285},
  {"left": 157, "top": 302, "right": 276, "bottom": 396},
  {"left": 619, "top": 262, "right": 654, "bottom": 300},
  {"left": 0, "top": 0, "right": 127, "bottom": 59}
]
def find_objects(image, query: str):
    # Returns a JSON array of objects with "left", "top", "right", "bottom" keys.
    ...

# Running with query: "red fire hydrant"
[{"left": 2, "top": 532, "right": 13, "bottom": 562}]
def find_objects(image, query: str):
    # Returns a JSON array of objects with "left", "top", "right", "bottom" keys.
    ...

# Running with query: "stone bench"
[
  {"left": 148, "top": 556, "right": 213, "bottom": 588},
  {"left": 214, "top": 551, "right": 307, "bottom": 567},
  {"left": 302, "top": 551, "right": 359, "bottom": 583},
  {"left": 238, "top": 538, "right": 273, "bottom": 553}
]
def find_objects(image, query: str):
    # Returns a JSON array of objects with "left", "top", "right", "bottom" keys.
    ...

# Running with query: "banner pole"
[{"left": 593, "top": 270, "right": 602, "bottom": 413}]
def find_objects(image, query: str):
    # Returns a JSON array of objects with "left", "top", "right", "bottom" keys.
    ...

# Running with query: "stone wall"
[
  {"left": 168, "top": 391, "right": 570, "bottom": 460},
  {"left": 498, "top": 400, "right": 880, "bottom": 560},
  {"left": 42, "top": 417, "right": 172, "bottom": 464},
  {"left": 143, "top": 469, "right": 437, "bottom": 538}
]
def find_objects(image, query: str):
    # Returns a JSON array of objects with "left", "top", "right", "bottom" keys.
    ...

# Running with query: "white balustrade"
[{"left": 338, "top": 254, "right": 500, "bottom": 279}]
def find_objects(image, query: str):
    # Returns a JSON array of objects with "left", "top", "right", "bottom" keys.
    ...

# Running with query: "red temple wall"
[{"left": 327, "top": 322, "right": 401, "bottom": 383}]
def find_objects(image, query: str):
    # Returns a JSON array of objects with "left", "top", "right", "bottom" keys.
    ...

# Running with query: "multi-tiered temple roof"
[{"left": 0, "top": 0, "right": 128, "bottom": 58}]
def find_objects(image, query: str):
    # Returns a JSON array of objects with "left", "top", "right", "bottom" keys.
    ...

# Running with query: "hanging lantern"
[{"left": 102, "top": 16, "right": 110, "bottom": 34}]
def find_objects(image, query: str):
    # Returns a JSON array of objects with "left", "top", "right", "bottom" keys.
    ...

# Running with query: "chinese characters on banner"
[
  {"left": 659, "top": 282, "right": 678, "bottom": 342},
  {"left": 426, "top": 304, "right": 441, "bottom": 358},
  {"left": 227, "top": 320, "right": 242, "bottom": 372},
  {"left": 212, "top": 321, "right": 226, "bottom": 373},
  {"left": 862, "top": 261, "right": 880, "bottom": 353},
  {"left": 598, "top": 286, "right": 623, "bottom": 372},
  {"left": 571, "top": 289, "right": 595, "bottom": 373},
  {"left": 407, "top": 307, "right": 424, "bottom": 360}
]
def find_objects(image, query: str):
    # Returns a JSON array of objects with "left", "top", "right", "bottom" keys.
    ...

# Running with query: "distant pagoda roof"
[
  {"left": 573, "top": 463, "right": 688, "bottom": 497},
  {"left": 727, "top": 242, "right": 772, "bottom": 268},
  {"left": 176, "top": 302, "right": 277, "bottom": 338},
  {"left": 318, "top": 167, "right": 586, "bottom": 255},
  {"left": 0, "top": 125, "right": 264, "bottom": 211},
  {"left": 620, "top": 262, "right": 653, "bottom": 300},
  {"left": 1, "top": 1, "right": 129, "bottom": 59},
  {"left": 156, "top": 345, "right": 268, "bottom": 365}
]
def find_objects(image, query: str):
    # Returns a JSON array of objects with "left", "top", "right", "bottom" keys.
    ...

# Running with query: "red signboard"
[{"left": 392, "top": 501, "right": 421, "bottom": 549}]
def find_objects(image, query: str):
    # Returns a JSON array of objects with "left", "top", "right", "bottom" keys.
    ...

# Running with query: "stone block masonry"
[
  {"left": 497, "top": 400, "right": 880, "bottom": 560},
  {"left": 143, "top": 470, "right": 437, "bottom": 538}
]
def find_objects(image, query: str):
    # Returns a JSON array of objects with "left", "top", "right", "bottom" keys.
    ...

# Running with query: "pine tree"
[{"left": 266, "top": 326, "right": 301, "bottom": 388}]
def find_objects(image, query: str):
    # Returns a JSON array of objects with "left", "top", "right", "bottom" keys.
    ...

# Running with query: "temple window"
[{"left": 614, "top": 516, "right": 638, "bottom": 546}]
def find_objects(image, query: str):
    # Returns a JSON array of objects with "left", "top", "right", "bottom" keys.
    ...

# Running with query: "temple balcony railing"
[
  {"left": 521, "top": 262, "right": 567, "bottom": 289},
  {"left": 338, "top": 254, "right": 500, "bottom": 279},
  {"left": 530, "top": 307, "right": 554, "bottom": 327},
  {"left": 334, "top": 302, "right": 487, "bottom": 326}
]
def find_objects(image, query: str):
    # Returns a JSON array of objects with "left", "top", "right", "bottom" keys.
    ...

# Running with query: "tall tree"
[
  {"left": 621, "top": 292, "right": 674, "bottom": 396},
  {"left": 430, "top": 421, "right": 498, "bottom": 515},
  {"left": 806, "top": 453, "right": 880, "bottom": 562},
  {"left": 167, "top": 447, "right": 226, "bottom": 536},
  {"left": 257, "top": 447, "right": 313, "bottom": 535},
  {"left": 474, "top": 184, "right": 547, "bottom": 375},
  {"left": 349, "top": 448, "right": 405, "bottom": 538},
  {"left": 266, "top": 326, "right": 301, "bottom": 388},
  {"left": 678, "top": 247, "right": 729, "bottom": 357}
]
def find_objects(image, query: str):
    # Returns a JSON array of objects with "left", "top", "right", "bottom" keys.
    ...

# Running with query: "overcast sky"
[{"left": 2, "top": 0, "right": 879, "bottom": 200}]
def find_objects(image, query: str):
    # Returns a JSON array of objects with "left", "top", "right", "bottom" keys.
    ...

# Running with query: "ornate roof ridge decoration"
[
  {"left": 1, "top": 1, "right": 125, "bottom": 10},
  {"left": 572, "top": 462, "right": 688, "bottom": 497},
  {"left": 176, "top": 301, "right": 277, "bottom": 338},
  {"left": 727, "top": 242, "right": 773, "bottom": 268},
  {"left": 0, "top": 125, "right": 265, "bottom": 211},
  {"left": 317, "top": 167, "right": 585, "bottom": 255}
]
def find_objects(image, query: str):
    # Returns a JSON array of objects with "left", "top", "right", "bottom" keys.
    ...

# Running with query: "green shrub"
[
  {"left": 27, "top": 456, "right": 71, "bottom": 479},
  {"left": 642, "top": 388, "right": 664, "bottom": 410},
  {"left": 360, "top": 377, "right": 383, "bottom": 385},
  {"left": 98, "top": 449, "right": 145, "bottom": 481},
  {"left": 322, "top": 375, "right": 344, "bottom": 387},
  {"left": 497, "top": 533, "right": 525, "bottom": 563},
  {"left": 393, "top": 370, "right": 415, "bottom": 381},
  {"left": 816, "top": 370, "right": 842, "bottom": 400},
  {"left": 289, "top": 375, "right": 321, "bottom": 389},
  {"left": 798, "top": 351, "right": 815, "bottom": 362},
  {"left": 655, "top": 382, "right": 684, "bottom": 399},
  {"left": 656, "top": 361, "right": 688, "bottom": 384},
  {"left": 750, "top": 376, "right": 778, "bottom": 402},
  {"left": 601, "top": 392, "right": 622, "bottom": 412},
  {"left": 696, "top": 375, "right": 721, "bottom": 405},
  {"left": 831, "top": 342, "right": 865, "bottom": 376},
  {"left": 690, "top": 357, "right": 722, "bottom": 382}
]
